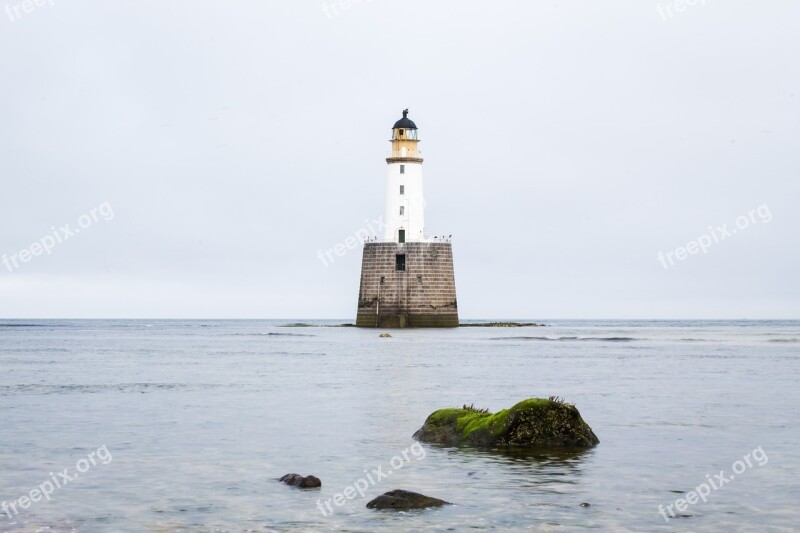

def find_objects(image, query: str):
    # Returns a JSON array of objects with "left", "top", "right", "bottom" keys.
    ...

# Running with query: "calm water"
[{"left": 1, "top": 320, "right": 799, "bottom": 532}]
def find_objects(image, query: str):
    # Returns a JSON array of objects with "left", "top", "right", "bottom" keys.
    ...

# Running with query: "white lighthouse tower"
[
  {"left": 356, "top": 109, "right": 459, "bottom": 328},
  {"left": 384, "top": 109, "right": 425, "bottom": 243}
]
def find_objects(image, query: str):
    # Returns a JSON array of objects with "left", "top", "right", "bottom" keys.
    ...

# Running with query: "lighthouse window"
[
  {"left": 400, "top": 185, "right": 405, "bottom": 195},
  {"left": 400, "top": 165, "right": 405, "bottom": 174},
  {"left": 395, "top": 254, "right": 406, "bottom": 271},
  {"left": 399, "top": 206, "right": 405, "bottom": 216}
]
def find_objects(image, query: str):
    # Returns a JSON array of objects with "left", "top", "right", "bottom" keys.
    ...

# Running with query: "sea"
[{"left": 0, "top": 319, "right": 798, "bottom": 532}]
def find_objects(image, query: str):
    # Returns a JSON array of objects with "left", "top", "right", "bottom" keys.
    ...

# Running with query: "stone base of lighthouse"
[{"left": 356, "top": 242, "right": 459, "bottom": 328}]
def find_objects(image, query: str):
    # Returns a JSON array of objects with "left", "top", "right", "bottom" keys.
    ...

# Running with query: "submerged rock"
[
  {"left": 413, "top": 398, "right": 599, "bottom": 448},
  {"left": 366, "top": 490, "right": 449, "bottom": 510},
  {"left": 279, "top": 473, "right": 321, "bottom": 488},
  {"left": 459, "top": 322, "right": 545, "bottom": 327}
]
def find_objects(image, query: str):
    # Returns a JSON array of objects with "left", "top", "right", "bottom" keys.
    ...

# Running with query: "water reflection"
[
  {"left": 436, "top": 443, "right": 595, "bottom": 465},
  {"left": 419, "top": 444, "right": 598, "bottom": 498}
]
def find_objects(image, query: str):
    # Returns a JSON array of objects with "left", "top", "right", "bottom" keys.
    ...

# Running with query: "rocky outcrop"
[
  {"left": 413, "top": 398, "right": 599, "bottom": 448},
  {"left": 459, "top": 322, "right": 545, "bottom": 327},
  {"left": 366, "top": 490, "right": 449, "bottom": 510},
  {"left": 279, "top": 473, "right": 321, "bottom": 488}
]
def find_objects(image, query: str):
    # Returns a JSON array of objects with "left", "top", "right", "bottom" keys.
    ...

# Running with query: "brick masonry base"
[{"left": 356, "top": 242, "right": 459, "bottom": 328}]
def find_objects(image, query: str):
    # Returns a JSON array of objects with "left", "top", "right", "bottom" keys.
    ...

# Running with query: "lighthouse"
[
  {"left": 383, "top": 109, "right": 425, "bottom": 243},
  {"left": 356, "top": 110, "right": 459, "bottom": 328}
]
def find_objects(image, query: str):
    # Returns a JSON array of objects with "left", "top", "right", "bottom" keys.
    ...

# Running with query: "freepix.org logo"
[
  {"left": 2, "top": 202, "right": 114, "bottom": 273},
  {"left": 658, "top": 446, "right": 768, "bottom": 522},
  {"left": 2, "top": 445, "right": 113, "bottom": 520}
]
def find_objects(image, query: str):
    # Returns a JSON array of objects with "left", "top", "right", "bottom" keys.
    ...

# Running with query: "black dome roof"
[{"left": 392, "top": 109, "right": 417, "bottom": 130}]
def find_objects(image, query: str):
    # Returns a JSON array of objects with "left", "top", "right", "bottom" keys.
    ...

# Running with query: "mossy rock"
[{"left": 413, "top": 399, "right": 599, "bottom": 448}]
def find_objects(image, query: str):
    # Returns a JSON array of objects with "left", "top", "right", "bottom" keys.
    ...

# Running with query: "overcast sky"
[{"left": 0, "top": 1, "right": 798, "bottom": 319}]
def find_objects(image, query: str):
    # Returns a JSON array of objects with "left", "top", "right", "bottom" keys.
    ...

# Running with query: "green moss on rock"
[{"left": 413, "top": 399, "right": 599, "bottom": 448}]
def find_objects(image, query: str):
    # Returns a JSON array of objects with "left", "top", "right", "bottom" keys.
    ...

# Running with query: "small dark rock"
[
  {"left": 366, "top": 489, "right": 449, "bottom": 510},
  {"left": 279, "top": 473, "right": 321, "bottom": 488},
  {"left": 580, "top": 502, "right": 591, "bottom": 508}
]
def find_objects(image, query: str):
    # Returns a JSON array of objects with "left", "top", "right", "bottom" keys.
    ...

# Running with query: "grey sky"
[{"left": 1, "top": 1, "right": 798, "bottom": 319}]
